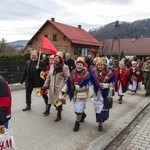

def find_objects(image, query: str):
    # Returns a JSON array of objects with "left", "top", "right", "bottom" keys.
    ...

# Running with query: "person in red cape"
[
  {"left": 0, "top": 75, "right": 11, "bottom": 129},
  {"left": 128, "top": 61, "right": 141, "bottom": 94},
  {"left": 114, "top": 60, "right": 131, "bottom": 104}
]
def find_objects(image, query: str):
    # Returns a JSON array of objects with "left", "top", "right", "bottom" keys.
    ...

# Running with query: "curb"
[
  {"left": 88, "top": 97, "right": 150, "bottom": 150},
  {"left": 9, "top": 83, "right": 25, "bottom": 91}
]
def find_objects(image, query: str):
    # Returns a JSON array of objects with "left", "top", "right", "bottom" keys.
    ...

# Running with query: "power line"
[
  {"left": 43, "top": 0, "right": 66, "bottom": 9},
  {"left": 13, "top": 0, "right": 58, "bottom": 15}
]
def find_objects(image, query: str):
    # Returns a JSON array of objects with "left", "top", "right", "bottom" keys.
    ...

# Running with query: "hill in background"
[
  {"left": 89, "top": 18, "right": 150, "bottom": 40},
  {"left": 8, "top": 40, "right": 28, "bottom": 50}
]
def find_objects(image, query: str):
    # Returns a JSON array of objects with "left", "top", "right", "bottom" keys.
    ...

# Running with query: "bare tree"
[{"left": 0, "top": 38, "right": 16, "bottom": 52}]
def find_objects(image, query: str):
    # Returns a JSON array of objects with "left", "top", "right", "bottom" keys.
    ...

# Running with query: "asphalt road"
[{"left": 9, "top": 86, "right": 147, "bottom": 150}]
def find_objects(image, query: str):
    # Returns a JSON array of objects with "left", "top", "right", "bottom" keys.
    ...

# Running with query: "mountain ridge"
[{"left": 89, "top": 18, "right": 150, "bottom": 40}]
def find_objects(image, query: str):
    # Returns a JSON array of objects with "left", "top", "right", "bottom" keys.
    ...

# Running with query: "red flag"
[{"left": 40, "top": 35, "right": 57, "bottom": 55}]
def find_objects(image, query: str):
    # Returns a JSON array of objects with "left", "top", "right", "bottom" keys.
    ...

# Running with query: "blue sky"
[{"left": 0, "top": 0, "right": 150, "bottom": 42}]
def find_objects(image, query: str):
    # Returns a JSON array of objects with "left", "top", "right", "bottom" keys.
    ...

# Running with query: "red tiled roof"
[
  {"left": 104, "top": 38, "right": 150, "bottom": 56},
  {"left": 48, "top": 20, "right": 102, "bottom": 46}
]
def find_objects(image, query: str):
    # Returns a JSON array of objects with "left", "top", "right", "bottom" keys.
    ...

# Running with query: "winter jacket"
[
  {"left": 20, "top": 60, "right": 46, "bottom": 89},
  {"left": 0, "top": 75, "right": 11, "bottom": 125}
]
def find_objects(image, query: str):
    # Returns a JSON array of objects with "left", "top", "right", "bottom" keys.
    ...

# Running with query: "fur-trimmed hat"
[
  {"left": 55, "top": 51, "right": 64, "bottom": 60},
  {"left": 93, "top": 57, "right": 101, "bottom": 64},
  {"left": 76, "top": 57, "right": 85, "bottom": 65}
]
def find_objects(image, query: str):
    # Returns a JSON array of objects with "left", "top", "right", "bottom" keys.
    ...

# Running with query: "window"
[
  {"left": 74, "top": 47, "right": 78, "bottom": 55},
  {"left": 63, "top": 36, "right": 66, "bottom": 41},
  {"left": 44, "top": 34, "right": 48, "bottom": 38},
  {"left": 74, "top": 47, "right": 82, "bottom": 55},
  {"left": 53, "top": 34, "right": 57, "bottom": 41}
]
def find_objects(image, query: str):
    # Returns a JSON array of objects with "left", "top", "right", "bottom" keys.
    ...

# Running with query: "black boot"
[
  {"left": 73, "top": 121, "right": 80, "bottom": 132},
  {"left": 22, "top": 104, "right": 31, "bottom": 111},
  {"left": 98, "top": 122, "right": 103, "bottom": 131},
  {"left": 43, "top": 104, "right": 51, "bottom": 116},
  {"left": 118, "top": 97, "right": 122, "bottom": 104},
  {"left": 42, "top": 94, "right": 48, "bottom": 107},
  {"left": 80, "top": 112, "right": 87, "bottom": 123},
  {"left": 55, "top": 105, "right": 62, "bottom": 122}
]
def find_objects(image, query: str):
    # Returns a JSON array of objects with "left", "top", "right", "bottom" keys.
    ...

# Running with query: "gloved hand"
[
  {"left": 75, "top": 85, "right": 80, "bottom": 90},
  {"left": 41, "top": 86, "right": 48, "bottom": 91}
]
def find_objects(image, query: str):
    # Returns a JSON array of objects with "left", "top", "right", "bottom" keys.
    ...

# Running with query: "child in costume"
[{"left": 114, "top": 60, "right": 131, "bottom": 104}]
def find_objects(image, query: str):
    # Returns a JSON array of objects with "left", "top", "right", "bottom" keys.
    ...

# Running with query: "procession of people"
[
  {"left": 1, "top": 49, "right": 149, "bottom": 134},
  {"left": 18, "top": 50, "right": 150, "bottom": 132}
]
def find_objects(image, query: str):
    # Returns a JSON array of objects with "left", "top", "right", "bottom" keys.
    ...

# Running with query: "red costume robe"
[{"left": 114, "top": 67, "right": 131, "bottom": 94}]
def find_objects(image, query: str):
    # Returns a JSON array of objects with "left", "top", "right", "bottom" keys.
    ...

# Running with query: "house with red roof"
[
  {"left": 24, "top": 18, "right": 102, "bottom": 58},
  {"left": 103, "top": 37, "right": 150, "bottom": 59}
]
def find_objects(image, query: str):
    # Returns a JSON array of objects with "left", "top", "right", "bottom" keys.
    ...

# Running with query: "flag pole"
[{"left": 37, "top": 50, "right": 42, "bottom": 67}]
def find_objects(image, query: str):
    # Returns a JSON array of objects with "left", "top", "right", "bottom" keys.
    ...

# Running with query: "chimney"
[
  {"left": 51, "top": 18, "right": 55, "bottom": 22},
  {"left": 78, "top": 25, "right": 82, "bottom": 29}
]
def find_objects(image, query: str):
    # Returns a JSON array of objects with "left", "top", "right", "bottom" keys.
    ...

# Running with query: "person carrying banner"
[{"left": 20, "top": 50, "right": 48, "bottom": 111}]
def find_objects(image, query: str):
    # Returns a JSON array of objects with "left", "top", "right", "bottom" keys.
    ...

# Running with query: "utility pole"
[{"left": 111, "top": 20, "right": 121, "bottom": 60}]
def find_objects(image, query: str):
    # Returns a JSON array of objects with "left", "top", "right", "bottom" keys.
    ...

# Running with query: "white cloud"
[{"left": 0, "top": 0, "right": 150, "bottom": 42}]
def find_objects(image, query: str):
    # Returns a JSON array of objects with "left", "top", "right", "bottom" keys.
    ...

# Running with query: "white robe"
[{"left": 93, "top": 91, "right": 104, "bottom": 114}]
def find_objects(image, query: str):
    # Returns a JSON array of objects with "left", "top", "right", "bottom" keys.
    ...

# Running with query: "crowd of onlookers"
[{"left": 0, "top": 50, "right": 150, "bottom": 133}]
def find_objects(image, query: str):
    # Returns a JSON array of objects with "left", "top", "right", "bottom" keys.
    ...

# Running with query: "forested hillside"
[{"left": 89, "top": 18, "right": 150, "bottom": 40}]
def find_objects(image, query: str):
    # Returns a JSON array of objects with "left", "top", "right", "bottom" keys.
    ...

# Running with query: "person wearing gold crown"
[
  {"left": 43, "top": 51, "right": 70, "bottom": 122},
  {"left": 20, "top": 50, "right": 48, "bottom": 111},
  {"left": 91, "top": 57, "right": 115, "bottom": 131},
  {"left": 114, "top": 60, "right": 131, "bottom": 104},
  {"left": 61, "top": 57, "right": 93, "bottom": 132}
]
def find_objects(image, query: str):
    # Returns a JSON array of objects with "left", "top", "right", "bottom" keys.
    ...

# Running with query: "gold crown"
[{"left": 96, "top": 57, "right": 107, "bottom": 66}]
